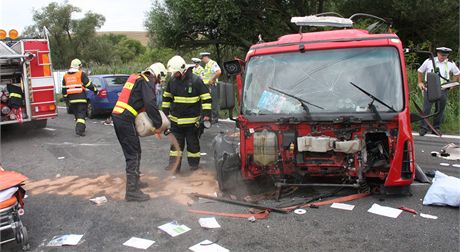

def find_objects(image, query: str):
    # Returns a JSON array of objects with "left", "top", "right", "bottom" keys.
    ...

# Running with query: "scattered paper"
[
  {"left": 158, "top": 221, "right": 191, "bottom": 237},
  {"left": 189, "top": 240, "right": 229, "bottom": 252},
  {"left": 439, "top": 163, "right": 450, "bottom": 167},
  {"left": 453, "top": 164, "right": 460, "bottom": 168},
  {"left": 200, "top": 152, "right": 207, "bottom": 156},
  {"left": 198, "top": 217, "right": 221, "bottom": 229},
  {"left": 248, "top": 216, "right": 256, "bottom": 222},
  {"left": 331, "top": 203, "right": 355, "bottom": 211},
  {"left": 57, "top": 156, "right": 65, "bottom": 160},
  {"left": 431, "top": 151, "right": 439, "bottom": 157},
  {"left": 367, "top": 203, "right": 402, "bottom": 218},
  {"left": 89, "top": 196, "right": 107, "bottom": 205},
  {"left": 55, "top": 174, "right": 61, "bottom": 178},
  {"left": 294, "top": 209, "right": 307, "bottom": 215},
  {"left": 123, "top": 237, "right": 155, "bottom": 250},
  {"left": 420, "top": 213, "right": 438, "bottom": 219},
  {"left": 47, "top": 234, "right": 83, "bottom": 246}
]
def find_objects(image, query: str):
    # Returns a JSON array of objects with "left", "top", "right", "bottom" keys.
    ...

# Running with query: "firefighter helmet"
[
  {"left": 70, "top": 58, "right": 82, "bottom": 69},
  {"left": 146, "top": 62, "right": 167, "bottom": 80},
  {"left": 167, "top": 55, "right": 187, "bottom": 74}
]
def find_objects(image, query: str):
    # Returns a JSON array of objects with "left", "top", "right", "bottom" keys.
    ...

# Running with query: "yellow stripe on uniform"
[
  {"left": 169, "top": 150, "right": 182, "bottom": 157},
  {"left": 174, "top": 96, "right": 200, "bottom": 103},
  {"left": 69, "top": 99, "right": 87, "bottom": 103},
  {"left": 202, "top": 103, "right": 211, "bottom": 110},
  {"left": 187, "top": 151, "right": 201, "bottom": 158},
  {"left": 84, "top": 81, "right": 92, "bottom": 87},
  {"left": 163, "top": 91, "right": 172, "bottom": 98},
  {"left": 200, "top": 93, "right": 211, "bottom": 100},
  {"left": 168, "top": 115, "right": 200, "bottom": 125},
  {"left": 115, "top": 101, "right": 138, "bottom": 116},
  {"left": 9, "top": 93, "right": 22, "bottom": 98},
  {"left": 161, "top": 102, "right": 171, "bottom": 108},
  {"left": 123, "top": 82, "right": 134, "bottom": 90},
  {"left": 76, "top": 118, "right": 86, "bottom": 124}
]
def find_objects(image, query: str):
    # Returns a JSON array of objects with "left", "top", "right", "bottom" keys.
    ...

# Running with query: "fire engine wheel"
[{"left": 87, "top": 103, "right": 95, "bottom": 119}]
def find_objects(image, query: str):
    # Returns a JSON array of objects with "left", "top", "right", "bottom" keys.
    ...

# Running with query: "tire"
[{"left": 87, "top": 102, "right": 95, "bottom": 119}]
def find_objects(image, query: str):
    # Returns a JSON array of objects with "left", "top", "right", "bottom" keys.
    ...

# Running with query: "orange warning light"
[
  {"left": 0, "top": 30, "right": 6, "bottom": 40},
  {"left": 9, "top": 29, "right": 19, "bottom": 40}
]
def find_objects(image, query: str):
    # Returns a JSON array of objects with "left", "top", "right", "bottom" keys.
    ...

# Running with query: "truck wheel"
[
  {"left": 87, "top": 103, "right": 95, "bottom": 119},
  {"left": 215, "top": 153, "right": 242, "bottom": 192}
]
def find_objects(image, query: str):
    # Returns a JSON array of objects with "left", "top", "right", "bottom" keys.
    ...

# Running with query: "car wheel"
[{"left": 87, "top": 103, "right": 95, "bottom": 119}]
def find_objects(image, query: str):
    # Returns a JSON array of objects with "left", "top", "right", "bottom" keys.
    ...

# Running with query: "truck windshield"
[{"left": 242, "top": 47, "right": 404, "bottom": 115}]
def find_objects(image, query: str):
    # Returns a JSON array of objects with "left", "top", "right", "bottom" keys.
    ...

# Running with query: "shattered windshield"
[{"left": 242, "top": 47, "right": 404, "bottom": 116}]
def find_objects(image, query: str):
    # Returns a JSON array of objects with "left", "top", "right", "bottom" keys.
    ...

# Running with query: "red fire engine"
[{"left": 0, "top": 29, "right": 56, "bottom": 128}]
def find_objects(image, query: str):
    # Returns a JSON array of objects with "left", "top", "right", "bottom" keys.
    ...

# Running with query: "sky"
[{"left": 0, "top": 0, "right": 154, "bottom": 32}]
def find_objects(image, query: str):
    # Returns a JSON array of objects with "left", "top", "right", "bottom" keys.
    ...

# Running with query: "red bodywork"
[{"left": 234, "top": 29, "right": 415, "bottom": 188}]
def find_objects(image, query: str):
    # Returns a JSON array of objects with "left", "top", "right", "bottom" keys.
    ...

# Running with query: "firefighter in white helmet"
[
  {"left": 62, "top": 59, "right": 98, "bottom": 136},
  {"left": 112, "top": 62, "right": 166, "bottom": 202},
  {"left": 162, "top": 56, "right": 211, "bottom": 172}
]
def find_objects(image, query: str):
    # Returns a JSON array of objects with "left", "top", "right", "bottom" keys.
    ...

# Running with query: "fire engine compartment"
[{"left": 238, "top": 120, "right": 406, "bottom": 186}]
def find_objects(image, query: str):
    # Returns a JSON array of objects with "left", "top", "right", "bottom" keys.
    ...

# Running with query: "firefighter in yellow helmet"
[
  {"left": 62, "top": 59, "right": 98, "bottom": 136},
  {"left": 112, "top": 62, "right": 167, "bottom": 202},
  {"left": 162, "top": 56, "right": 212, "bottom": 172}
]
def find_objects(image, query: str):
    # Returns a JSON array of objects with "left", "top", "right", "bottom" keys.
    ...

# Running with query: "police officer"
[
  {"left": 200, "top": 52, "right": 221, "bottom": 124},
  {"left": 112, "top": 63, "right": 167, "bottom": 202},
  {"left": 417, "top": 47, "right": 460, "bottom": 136},
  {"left": 162, "top": 56, "right": 212, "bottom": 172},
  {"left": 62, "top": 59, "right": 98, "bottom": 136},
  {"left": 191, "top": 57, "right": 204, "bottom": 78}
]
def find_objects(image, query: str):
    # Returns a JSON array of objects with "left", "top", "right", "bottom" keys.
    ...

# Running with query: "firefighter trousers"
[
  {"left": 169, "top": 123, "right": 201, "bottom": 169},
  {"left": 70, "top": 102, "right": 87, "bottom": 135},
  {"left": 113, "top": 115, "right": 142, "bottom": 177}
]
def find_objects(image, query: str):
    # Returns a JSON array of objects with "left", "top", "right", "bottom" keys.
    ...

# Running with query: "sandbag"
[
  {"left": 135, "top": 111, "right": 170, "bottom": 137},
  {"left": 423, "top": 171, "right": 460, "bottom": 207}
]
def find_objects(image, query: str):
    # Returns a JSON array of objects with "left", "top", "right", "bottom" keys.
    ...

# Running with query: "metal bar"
[
  {"left": 275, "top": 182, "right": 360, "bottom": 188},
  {"left": 190, "top": 193, "right": 288, "bottom": 214}
]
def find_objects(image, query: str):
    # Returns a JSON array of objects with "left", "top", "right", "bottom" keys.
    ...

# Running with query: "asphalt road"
[{"left": 1, "top": 108, "right": 459, "bottom": 252}]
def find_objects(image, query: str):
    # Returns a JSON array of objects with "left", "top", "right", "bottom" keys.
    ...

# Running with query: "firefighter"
[
  {"left": 7, "top": 73, "right": 24, "bottom": 109},
  {"left": 191, "top": 57, "right": 204, "bottom": 78},
  {"left": 200, "top": 52, "right": 221, "bottom": 124},
  {"left": 62, "top": 59, "right": 98, "bottom": 136},
  {"left": 162, "top": 56, "right": 211, "bottom": 172},
  {"left": 112, "top": 63, "right": 166, "bottom": 202}
]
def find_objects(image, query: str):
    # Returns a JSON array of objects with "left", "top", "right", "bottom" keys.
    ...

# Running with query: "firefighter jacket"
[
  {"left": 62, "top": 70, "right": 97, "bottom": 104},
  {"left": 6, "top": 84, "right": 24, "bottom": 109},
  {"left": 162, "top": 69, "right": 211, "bottom": 126},
  {"left": 112, "top": 73, "right": 162, "bottom": 128}
]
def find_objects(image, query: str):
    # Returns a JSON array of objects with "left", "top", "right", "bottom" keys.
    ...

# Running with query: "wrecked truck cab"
[{"left": 215, "top": 14, "right": 415, "bottom": 194}]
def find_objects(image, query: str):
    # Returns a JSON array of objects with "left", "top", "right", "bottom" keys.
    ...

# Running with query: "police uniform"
[
  {"left": 62, "top": 70, "right": 97, "bottom": 136},
  {"left": 162, "top": 68, "right": 211, "bottom": 171},
  {"left": 112, "top": 73, "right": 162, "bottom": 201},
  {"left": 418, "top": 47, "right": 460, "bottom": 134},
  {"left": 191, "top": 57, "right": 204, "bottom": 78},
  {"left": 201, "top": 53, "right": 221, "bottom": 124}
]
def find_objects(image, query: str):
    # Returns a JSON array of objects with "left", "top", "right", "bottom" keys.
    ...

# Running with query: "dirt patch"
[{"left": 24, "top": 170, "right": 218, "bottom": 205}]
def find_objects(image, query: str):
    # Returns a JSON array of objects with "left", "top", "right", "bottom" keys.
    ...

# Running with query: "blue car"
[{"left": 85, "top": 74, "right": 129, "bottom": 118}]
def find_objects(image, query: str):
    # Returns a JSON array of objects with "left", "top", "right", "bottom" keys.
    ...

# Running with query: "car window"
[
  {"left": 104, "top": 76, "right": 129, "bottom": 87},
  {"left": 90, "top": 77, "right": 103, "bottom": 88}
]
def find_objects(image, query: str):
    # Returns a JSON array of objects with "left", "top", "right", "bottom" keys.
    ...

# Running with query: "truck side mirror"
[
  {"left": 426, "top": 72, "right": 441, "bottom": 102},
  {"left": 223, "top": 60, "right": 242, "bottom": 75},
  {"left": 218, "top": 82, "right": 235, "bottom": 110}
]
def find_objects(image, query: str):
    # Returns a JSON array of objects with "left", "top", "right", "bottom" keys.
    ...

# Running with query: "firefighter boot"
[{"left": 125, "top": 175, "right": 150, "bottom": 202}]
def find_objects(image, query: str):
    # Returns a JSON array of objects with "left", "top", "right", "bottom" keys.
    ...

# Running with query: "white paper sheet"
[
  {"left": 123, "top": 237, "right": 155, "bottom": 249},
  {"left": 189, "top": 240, "right": 229, "bottom": 252},
  {"left": 330, "top": 203, "right": 355, "bottom": 211},
  {"left": 198, "top": 217, "right": 221, "bottom": 229},
  {"left": 47, "top": 234, "right": 84, "bottom": 246},
  {"left": 367, "top": 203, "right": 402, "bottom": 218},
  {"left": 158, "top": 221, "right": 191, "bottom": 237}
]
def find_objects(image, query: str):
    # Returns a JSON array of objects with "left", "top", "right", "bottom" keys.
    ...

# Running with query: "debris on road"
[
  {"left": 123, "top": 237, "right": 155, "bottom": 250},
  {"left": 55, "top": 174, "right": 61, "bottom": 178},
  {"left": 423, "top": 171, "right": 460, "bottom": 207},
  {"left": 89, "top": 196, "right": 107, "bottom": 205},
  {"left": 43, "top": 127, "right": 56, "bottom": 131},
  {"left": 453, "top": 164, "right": 460, "bottom": 168},
  {"left": 57, "top": 156, "right": 65, "bottom": 160},
  {"left": 420, "top": 213, "right": 438, "bottom": 220},
  {"left": 47, "top": 234, "right": 83, "bottom": 246},
  {"left": 158, "top": 221, "right": 191, "bottom": 237},
  {"left": 439, "top": 163, "right": 450, "bottom": 167},
  {"left": 247, "top": 216, "right": 256, "bottom": 222},
  {"left": 198, "top": 217, "right": 221, "bottom": 229},
  {"left": 367, "top": 203, "right": 403, "bottom": 218},
  {"left": 189, "top": 209, "right": 270, "bottom": 220},
  {"left": 189, "top": 239, "right": 229, "bottom": 252},
  {"left": 283, "top": 192, "right": 369, "bottom": 211},
  {"left": 398, "top": 207, "right": 417, "bottom": 215},
  {"left": 330, "top": 203, "right": 355, "bottom": 211},
  {"left": 190, "top": 193, "right": 288, "bottom": 213},
  {"left": 293, "top": 208, "right": 307, "bottom": 215}
]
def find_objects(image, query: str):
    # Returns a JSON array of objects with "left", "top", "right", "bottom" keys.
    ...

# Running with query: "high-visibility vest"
[
  {"left": 192, "top": 65, "right": 204, "bottom": 78},
  {"left": 202, "top": 60, "right": 218, "bottom": 85},
  {"left": 63, "top": 71, "right": 84, "bottom": 94},
  {"left": 112, "top": 74, "right": 148, "bottom": 117}
]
